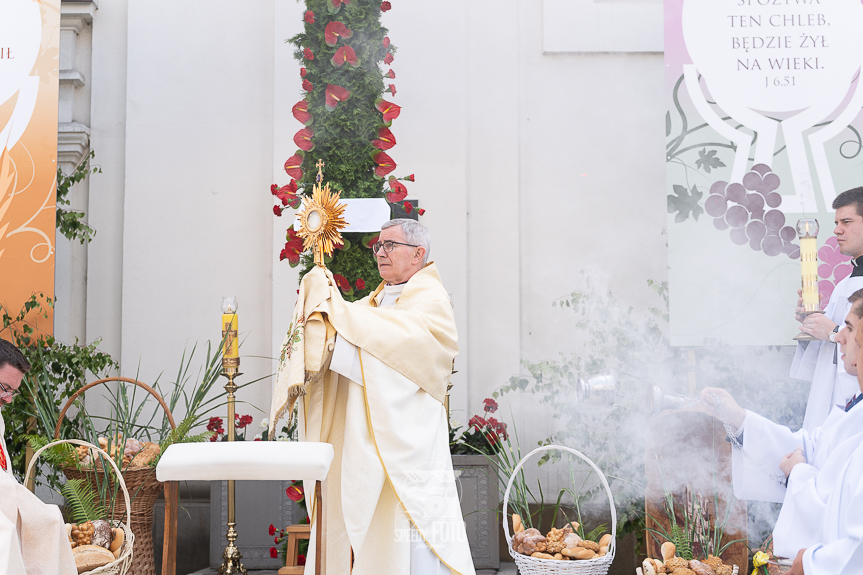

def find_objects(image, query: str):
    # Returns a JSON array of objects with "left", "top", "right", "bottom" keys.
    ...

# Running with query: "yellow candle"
[
  {"left": 222, "top": 313, "right": 238, "bottom": 359},
  {"left": 800, "top": 236, "right": 819, "bottom": 311}
]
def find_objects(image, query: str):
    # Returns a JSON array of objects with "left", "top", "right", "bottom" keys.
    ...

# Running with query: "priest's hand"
[
  {"left": 698, "top": 387, "right": 746, "bottom": 429},
  {"left": 303, "top": 265, "right": 334, "bottom": 290},
  {"left": 795, "top": 289, "right": 805, "bottom": 323},
  {"left": 798, "top": 312, "right": 836, "bottom": 341},
  {"left": 786, "top": 549, "right": 806, "bottom": 575},
  {"left": 780, "top": 447, "right": 806, "bottom": 477}
]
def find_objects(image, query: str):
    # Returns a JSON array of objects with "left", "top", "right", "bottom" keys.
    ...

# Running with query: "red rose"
[
  {"left": 331, "top": 45, "right": 359, "bottom": 67},
  {"left": 417, "top": 208, "right": 425, "bottom": 216},
  {"left": 381, "top": 1, "right": 392, "bottom": 11},
  {"left": 324, "top": 21, "right": 353, "bottom": 46},
  {"left": 483, "top": 398, "right": 499, "bottom": 414},
  {"left": 303, "top": 47, "right": 314, "bottom": 60},
  {"left": 405, "top": 174, "right": 415, "bottom": 181},
  {"left": 284, "top": 152, "right": 304, "bottom": 179},
  {"left": 269, "top": 524, "right": 276, "bottom": 536},
  {"left": 298, "top": 554, "right": 306, "bottom": 565},
  {"left": 385, "top": 69, "right": 395, "bottom": 79},
  {"left": 300, "top": 67, "right": 307, "bottom": 77},
  {"left": 372, "top": 126, "right": 396, "bottom": 150},
  {"left": 270, "top": 547, "right": 278, "bottom": 559},
  {"left": 373, "top": 151, "right": 397, "bottom": 178},
  {"left": 384, "top": 52, "right": 394, "bottom": 65},
  {"left": 383, "top": 36, "right": 390, "bottom": 48},
  {"left": 302, "top": 78, "right": 313, "bottom": 92},
  {"left": 293, "top": 127, "right": 315, "bottom": 151},
  {"left": 286, "top": 485, "right": 305, "bottom": 502},
  {"left": 355, "top": 278, "right": 366, "bottom": 290},
  {"left": 386, "top": 178, "right": 407, "bottom": 203},
  {"left": 388, "top": 84, "right": 397, "bottom": 96},
  {"left": 304, "top": 10, "right": 315, "bottom": 23},
  {"left": 375, "top": 99, "right": 400, "bottom": 123},
  {"left": 325, "top": 84, "right": 352, "bottom": 111}
]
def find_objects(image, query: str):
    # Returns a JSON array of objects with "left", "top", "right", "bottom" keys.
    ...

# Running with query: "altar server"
[
  {"left": 0, "top": 340, "right": 77, "bottom": 575},
  {"left": 793, "top": 187, "right": 863, "bottom": 430},
  {"left": 270, "top": 219, "right": 474, "bottom": 575},
  {"left": 701, "top": 288, "right": 863, "bottom": 503}
]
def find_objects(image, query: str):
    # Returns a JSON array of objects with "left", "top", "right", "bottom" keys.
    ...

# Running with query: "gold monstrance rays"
[{"left": 296, "top": 160, "right": 348, "bottom": 268}]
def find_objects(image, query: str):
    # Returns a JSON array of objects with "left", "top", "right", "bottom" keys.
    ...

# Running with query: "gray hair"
[{"left": 381, "top": 218, "right": 431, "bottom": 263}]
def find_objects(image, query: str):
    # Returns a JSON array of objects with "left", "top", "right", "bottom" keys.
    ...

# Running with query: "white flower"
[
  {"left": 259, "top": 418, "right": 269, "bottom": 430},
  {"left": 450, "top": 419, "right": 460, "bottom": 429}
]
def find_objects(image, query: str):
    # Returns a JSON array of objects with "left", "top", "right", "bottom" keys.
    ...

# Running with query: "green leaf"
[{"left": 62, "top": 479, "right": 106, "bottom": 523}]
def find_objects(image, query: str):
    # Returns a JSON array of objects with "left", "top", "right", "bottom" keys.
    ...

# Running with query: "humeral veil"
[{"left": 269, "top": 264, "right": 475, "bottom": 575}]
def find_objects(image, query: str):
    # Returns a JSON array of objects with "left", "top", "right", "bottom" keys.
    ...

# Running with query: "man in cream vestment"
[
  {"left": 269, "top": 219, "right": 475, "bottom": 575},
  {"left": 0, "top": 340, "right": 77, "bottom": 575}
]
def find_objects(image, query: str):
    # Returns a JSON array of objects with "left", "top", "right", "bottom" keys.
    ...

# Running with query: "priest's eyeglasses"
[
  {"left": 0, "top": 382, "right": 20, "bottom": 402},
  {"left": 372, "top": 240, "right": 418, "bottom": 255}
]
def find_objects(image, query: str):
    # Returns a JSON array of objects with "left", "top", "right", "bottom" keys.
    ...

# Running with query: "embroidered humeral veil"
[{"left": 269, "top": 264, "right": 474, "bottom": 575}]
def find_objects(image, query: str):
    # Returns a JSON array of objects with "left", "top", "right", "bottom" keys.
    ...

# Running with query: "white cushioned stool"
[{"left": 156, "top": 442, "right": 333, "bottom": 575}]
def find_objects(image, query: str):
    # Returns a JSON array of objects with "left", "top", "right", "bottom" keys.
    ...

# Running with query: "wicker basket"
[
  {"left": 26, "top": 439, "right": 135, "bottom": 575},
  {"left": 54, "top": 377, "right": 176, "bottom": 575},
  {"left": 503, "top": 445, "right": 617, "bottom": 575},
  {"left": 636, "top": 566, "right": 739, "bottom": 575}
]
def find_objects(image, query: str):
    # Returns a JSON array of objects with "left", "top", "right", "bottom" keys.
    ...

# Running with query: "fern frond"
[
  {"left": 62, "top": 479, "right": 105, "bottom": 524},
  {"left": 671, "top": 525, "right": 693, "bottom": 560},
  {"left": 584, "top": 523, "right": 608, "bottom": 543},
  {"left": 26, "top": 435, "right": 77, "bottom": 468}
]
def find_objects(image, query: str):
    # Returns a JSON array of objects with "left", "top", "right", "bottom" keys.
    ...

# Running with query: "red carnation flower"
[
  {"left": 384, "top": 52, "right": 394, "bottom": 65},
  {"left": 269, "top": 524, "right": 276, "bottom": 536},
  {"left": 417, "top": 208, "right": 425, "bottom": 216},
  {"left": 325, "top": 84, "right": 351, "bottom": 111},
  {"left": 333, "top": 273, "right": 351, "bottom": 293},
  {"left": 293, "top": 127, "right": 315, "bottom": 151},
  {"left": 302, "top": 78, "right": 313, "bottom": 92},
  {"left": 303, "top": 47, "right": 314, "bottom": 60},
  {"left": 372, "top": 126, "right": 396, "bottom": 150},
  {"left": 375, "top": 99, "right": 400, "bottom": 123},
  {"left": 386, "top": 178, "right": 407, "bottom": 203},
  {"left": 286, "top": 485, "right": 305, "bottom": 502},
  {"left": 273, "top": 204, "right": 283, "bottom": 217},
  {"left": 403, "top": 201, "right": 413, "bottom": 214},
  {"left": 383, "top": 36, "right": 390, "bottom": 48},
  {"left": 387, "top": 84, "right": 397, "bottom": 96},
  {"left": 324, "top": 21, "right": 353, "bottom": 46},
  {"left": 381, "top": 1, "right": 391, "bottom": 11},
  {"left": 483, "top": 398, "right": 499, "bottom": 414},
  {"left": 373, "top": 151, "right": 397, "bottom": 178},
  {"left": 385, "top": 69, "right": 395, "bottom": 79},
  {"left": 270, "top": 547, "right": 278, "bottom": 559},
  {"left": 355, "top": 278, "right": 366, "bottom": 290},
  {"left": 331, "top": 45, "right": 359, "bottom": 67},
  {"left": 270, "top": 184, "right": 279, "bottom": 195},
  {"left": 284, "top": 152, "right": 304, "bottom": 179},
  {"left": 304, "top": 10, "right": 315, "bottom": 23},
  {"left": 405, "top": 174, "right": 415, "bottom": 181},
  {"left": 300, "top": 67, "right": 307, "bottom": 77},
  {"left": 292, "top": 101, "right": 312, "bottom": 125}
]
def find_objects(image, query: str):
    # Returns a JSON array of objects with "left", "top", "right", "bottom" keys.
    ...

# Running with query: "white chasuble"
[
  {"left": 271, "top": 264, "right": 475, "bottom": 575},
  {"left": 791, "top": 275, "right": 863, "bottom": 431},
  {"left": 732, "top": 403, "right": 863, "bottom": 503},
  {"left": 770, "top": 431, "right": 863, "bottom": 572},
  {"left": 0, "top": 410, "right": 77, "bottom": 575}
]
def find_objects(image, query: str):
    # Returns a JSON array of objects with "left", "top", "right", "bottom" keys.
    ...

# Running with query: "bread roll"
[
  {"left": 73, "top": 545, "right": 114, "bottom": 574},
  {"left": 661, "top": 541, "right": 677, "bottom": 562},
  {"left": 90, "top": 520, "right": 112, "bottom": 548},
  {"left": 109, "top": 527, "right": 125, "bottom": 552},
  {"left": 599, "top": 533, "right": 612, "bottom": 548}
]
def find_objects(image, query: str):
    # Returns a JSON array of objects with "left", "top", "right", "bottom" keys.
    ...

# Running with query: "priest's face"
[
  {"left": 833, "top": 205, "right": 863, "bottom": 258},
  {"left": 375, "top": 225, "right": 425, "bottom": 284},
  {"left": 0, "top": 363, "right": 24, "bottom": 406},
  {"left": 836, "top": 309, "right": 862, "bottom": 376}
]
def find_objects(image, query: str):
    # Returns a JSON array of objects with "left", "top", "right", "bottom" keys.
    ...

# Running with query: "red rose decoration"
[
  {"left": 302, "top": 78, "right": 313, "bottom": 92},
  {"left": 381, "top": 1, "right": 391, "bottom": 12},
  {"left": 331, "top": 45, "right": 359, "bottom": 67},
  {"left": 375, "top": 99, "right": 400, "bottom": 123},
  {"left": 270, "top": 547, "right": 278, "bottom": 559},
  {"left": 292, "top": 101, "right": 312, "bottom": 125},
  {"left": 384, "top": 52, "right": 394, "bottom": 65},
  {"left": 373, "top": 151, "right": 397, "bottom": 178},
  {"left": 293, "top": 127, "right": 315, "bottom": 151},
  {"left": 403, "top": 201, "right": 413, "bottom": 214},
  {"left": 303, "top": 47, "right": 314, "bottom": 60},
  {"left": 383, "top": 36, "right": 390, "bottom": 48},
  {"left": 355, "top": 278, "right": 366, "bottom": 290},
  {"left": 324, "top": 21, "right": 353, "bottom": 46},
  {"left": 325, "top": 84, "right": 352, "bottom": 111},
  {"left": 405, "top": 174, "right": 415, "bottom": 181},
  {"left": 304, "top": 10, "right": 315, "bottom": 23},
  {"left": 372, "top": 126, "right": 396, "bottom": 150},
  {"left": 386, "top": 178, "right": 407, "bottom": 203},
  {"left": 300, "top": 67, "right": 307, "bottom": 77},
  {"left": 286, "top": 485, "right": 305, "bottom": 502},
  {"left": 385, "top": 69, "right": 395, "bottom": 79},
  {"left": 269, "top": 524, "right": 276, "bottom": 536}
]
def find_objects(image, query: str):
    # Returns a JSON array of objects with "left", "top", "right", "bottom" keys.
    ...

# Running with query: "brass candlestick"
[{"left": 218, "top": 364, "right": 246, "bottom": 575}]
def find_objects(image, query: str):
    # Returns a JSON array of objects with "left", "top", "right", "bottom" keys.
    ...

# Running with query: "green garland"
[{"left": 272, "top": 0, "right": 416, "bottom": 302}]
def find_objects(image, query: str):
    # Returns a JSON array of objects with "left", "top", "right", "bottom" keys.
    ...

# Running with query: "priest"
[
  {"left": 0, "top": 340, "right": 77, "bottom": 575},
  {"left": 269, "top": 219, "right": 475, "bottom": 575},
  {"left": 700, "top": 288, "right": 863, "bottom": 503},
  {"left": 793, "top": 187, "right": 863, "bottom": 430}
]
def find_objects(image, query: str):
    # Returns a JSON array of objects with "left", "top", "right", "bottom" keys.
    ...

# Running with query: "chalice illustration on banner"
[
  {"left": 793, "top": 218, "right": 821, "bottom": 342},
  {"left": 296, "top": 160, "right": 348, "bottom": 269}
]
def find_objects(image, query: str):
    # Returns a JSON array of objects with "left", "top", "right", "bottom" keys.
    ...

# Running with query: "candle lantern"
[{"left": 793, "top": 218, "right": 823, "bottom": 342}]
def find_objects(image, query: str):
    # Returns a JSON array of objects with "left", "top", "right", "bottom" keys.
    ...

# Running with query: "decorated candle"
[
  {"left": 797, "top": 219, "right": 820, "bottom": 312},
  {"left": 221, "top": 296, "right": 239, "bottom": 363}
]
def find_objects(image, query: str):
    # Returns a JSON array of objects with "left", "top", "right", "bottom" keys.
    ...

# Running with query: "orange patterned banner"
[{"left": 0, "top": 0, "right": 60, "bottom": 336}]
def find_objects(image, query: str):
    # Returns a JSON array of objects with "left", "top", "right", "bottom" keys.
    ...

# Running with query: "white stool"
[{"left": 156, "top": 442, "right": 333, "bottom": 575}]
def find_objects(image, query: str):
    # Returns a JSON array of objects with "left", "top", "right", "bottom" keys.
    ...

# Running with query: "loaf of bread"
[
  {"left": 72, "top": 545, "right": 114, "bottom": 574},
  {"left": 130, "top": 442, "right": 160, "bottom": 467}
]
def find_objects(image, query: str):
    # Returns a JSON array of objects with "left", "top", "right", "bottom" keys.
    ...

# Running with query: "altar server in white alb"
[
  {"left": 793, "top": 186, "right": 863, "bottom": 430},
  {"left": 0, "top": 340, "right": 77, "bottom": 575},
  {"left": 270, "top": 219, "right": 475, "bottom": 575},
  {"left": 701, "top": 288, "right": 863, "bottom": 506},
  {"left": 774, "top": 303, "right": 863, "bottom": 575}
]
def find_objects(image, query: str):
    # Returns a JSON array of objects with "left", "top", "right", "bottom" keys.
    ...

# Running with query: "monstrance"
[{"left": 296, "top": 160, "right": 348, "bottom": 268}]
